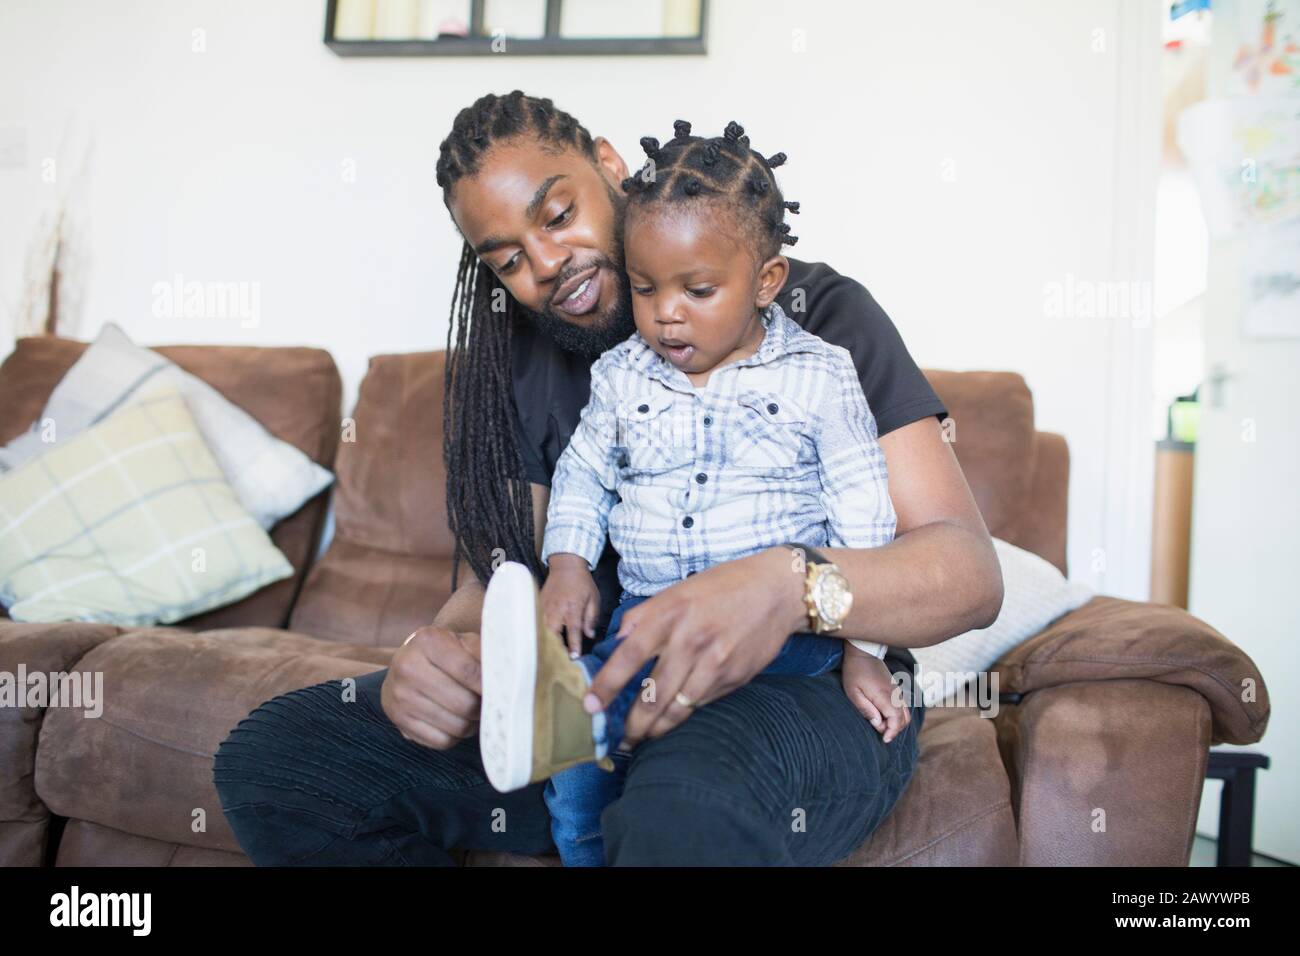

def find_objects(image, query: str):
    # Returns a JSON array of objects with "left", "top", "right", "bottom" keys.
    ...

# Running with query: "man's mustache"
[{"left": 543, "top": 257, "right": 617, "bottom": 313}]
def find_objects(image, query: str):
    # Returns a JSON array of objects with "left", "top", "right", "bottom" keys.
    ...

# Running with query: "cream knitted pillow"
[{"left": 911, "top": 538, "right": 1094, "bottom": 706}]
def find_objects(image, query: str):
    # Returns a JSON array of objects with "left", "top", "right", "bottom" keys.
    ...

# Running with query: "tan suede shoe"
[{"left": 480, "top": 561, "right": 616, "bottom": 793}]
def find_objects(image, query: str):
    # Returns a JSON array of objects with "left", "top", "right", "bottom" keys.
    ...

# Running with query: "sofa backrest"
[
  {"left": 286, "top": 351, "right": 456, "bottom": 645},
  {"left": 329, "top": 351, "right": 453, "bottom": 559},
  {"left": 0, "top": 337, "right": 1068, "bottom": 637},
  {"left": 309, "top": 357, "right": 1069, "bottom": 569},
  {"left": 0, "top": 335, "right": 342, "bottom": 628},
  {"left": 298, "top": 356, "right": 1069, "bottom": 607},
  {"left": 924, "top": 370, "right": 1068, "bottom": 575}
]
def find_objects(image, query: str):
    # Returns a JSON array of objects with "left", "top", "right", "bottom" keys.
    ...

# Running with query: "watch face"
[{"left": 812, "top": 568, "right": 853, "bottom": 626}]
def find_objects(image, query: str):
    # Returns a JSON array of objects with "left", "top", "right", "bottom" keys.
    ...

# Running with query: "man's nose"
[{"left": 527, "top": 233, "right": 570, "bottom": 287}]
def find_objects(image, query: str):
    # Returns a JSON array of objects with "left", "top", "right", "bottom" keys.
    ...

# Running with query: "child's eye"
[
  {"left": 686, "top": 286, "right": 716, "bottom": 298},
  {"left": 547, "top": 204, "right": 574, "bottom": 228},
  {"left": 632, "top": 285, "right": 654, "bottom": 296}
]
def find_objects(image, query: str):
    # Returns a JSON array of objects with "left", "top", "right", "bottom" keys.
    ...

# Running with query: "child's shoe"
[{"left": 479, "top": 561, "right": 615, "bottom": 792}]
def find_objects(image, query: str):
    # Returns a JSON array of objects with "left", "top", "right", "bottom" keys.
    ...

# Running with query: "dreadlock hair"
[
  {"left": 619, "top": 119, "right": 800, "bottom": 262},
  {"left": 435, "top": 91, "right": 599, "bottom": 588}
]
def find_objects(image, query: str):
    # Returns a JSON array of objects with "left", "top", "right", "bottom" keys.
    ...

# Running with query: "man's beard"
[
  {"left": 521, "top": 262, "right": 635, "bottom": 358},
  {"left": 519, "top": 184, "right": 636, "bottom": 358}
]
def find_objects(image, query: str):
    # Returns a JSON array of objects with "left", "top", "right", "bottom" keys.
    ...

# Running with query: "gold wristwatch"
[{"left": 789, "top": 545, "right": 853, "bottom": 634}]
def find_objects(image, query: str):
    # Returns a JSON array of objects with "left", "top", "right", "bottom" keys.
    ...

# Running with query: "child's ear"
[{"left": 754, "top": 255, "right": 790, "bottom": 308}]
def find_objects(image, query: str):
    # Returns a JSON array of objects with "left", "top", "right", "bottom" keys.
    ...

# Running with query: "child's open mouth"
[{"left": 659, "top": 340, "right": 695, "bottom": 365}]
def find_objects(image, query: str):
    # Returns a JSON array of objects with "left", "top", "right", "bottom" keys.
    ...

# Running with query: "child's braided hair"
[{"left": 620, "top": 119, "right": 799, "bottom": 261}]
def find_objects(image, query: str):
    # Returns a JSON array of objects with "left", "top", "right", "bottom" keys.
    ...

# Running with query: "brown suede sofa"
[{"left": 0, "top": 334, "right": 1270, "bottom": 867}]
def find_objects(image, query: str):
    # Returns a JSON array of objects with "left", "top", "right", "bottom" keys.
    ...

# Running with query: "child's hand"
[
  {"left": 841, "top": 643, "right": 909, "bottom": 744},
  {"left": 540, "top": 554, "right": 601, "bottom": 657}
]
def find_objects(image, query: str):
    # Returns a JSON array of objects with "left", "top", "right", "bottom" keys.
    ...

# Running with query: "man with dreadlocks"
[{"left": 214, "top": 92, "right": 1003, "bottom": 867}]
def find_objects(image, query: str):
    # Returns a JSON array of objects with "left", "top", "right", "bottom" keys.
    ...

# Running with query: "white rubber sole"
[{"left": 479, "top": 561, "right": 538, "bottom": 793}]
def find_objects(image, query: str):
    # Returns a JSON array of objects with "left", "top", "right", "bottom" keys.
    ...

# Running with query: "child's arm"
[
  {"left": 810, "top": 351, "right": 900, "bottom": 662},
  {"left": 539, "top": 364, "right": 620, "bottom": 651},
  {"left": 540, "top": 553, "right": 601, "bottom": 657},
  {"left": 841, "top": 642, "right": 908, "bottom": 743}
]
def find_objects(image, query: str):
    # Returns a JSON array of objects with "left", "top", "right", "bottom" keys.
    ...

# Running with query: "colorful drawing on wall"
[
  {"left": 1230, "top": 0, "right": 1300, "bottom": 94},
  {"left": 1242, "top": 217, "right": 1300, "bottom": 337},
  {"left": 1177, "top": 95, "right": 1300, "bottom": 238}
]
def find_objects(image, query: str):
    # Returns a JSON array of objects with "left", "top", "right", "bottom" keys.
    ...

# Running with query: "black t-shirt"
[{"left": 510, "top": 257, "right": 947, "bottom": 678}]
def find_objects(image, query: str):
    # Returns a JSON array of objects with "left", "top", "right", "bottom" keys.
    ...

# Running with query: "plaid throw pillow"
[{"left": 0, "top": 385, "right": 294, "bottom": 625}]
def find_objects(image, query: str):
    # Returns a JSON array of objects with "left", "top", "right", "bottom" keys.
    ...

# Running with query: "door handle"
[{"left": 1206, "top": 363, "right": 1241, "bottom": 409}]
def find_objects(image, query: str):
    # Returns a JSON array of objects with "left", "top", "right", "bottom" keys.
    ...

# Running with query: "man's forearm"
[
  {"left": 770, "top": 522, "right": 1003, "bottom": 648},
  {"left": 432, "top": 577, "right": 486, "bottom": 633}
]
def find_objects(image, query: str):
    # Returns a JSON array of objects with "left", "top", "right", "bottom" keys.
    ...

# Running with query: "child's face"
[{"left": 623, "top": 205, "right": 787, "bottom": 381}]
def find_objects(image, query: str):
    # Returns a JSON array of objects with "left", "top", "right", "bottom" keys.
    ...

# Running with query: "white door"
[
  {"left": 1187, "top": 231, "right": 1300, "bottom": 865},
  {"left": 1183, "top": 1, "right": 1300, "bottom": 865}
]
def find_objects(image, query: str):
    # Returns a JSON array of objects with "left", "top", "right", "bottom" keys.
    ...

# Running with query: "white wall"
[{"left": 0, "top": 0, "right": 1161, "bottom": 598}]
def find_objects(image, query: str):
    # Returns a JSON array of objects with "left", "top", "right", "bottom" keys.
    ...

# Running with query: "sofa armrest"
[
  {"left": 0, "top": 620, "right": 122, "bottom": 866},
  {"left": 995, "top": 679, "right": 1212, "bottom": 865},
  {"left": 995, "top": 596, "right": 1269, "bottom": 745}
]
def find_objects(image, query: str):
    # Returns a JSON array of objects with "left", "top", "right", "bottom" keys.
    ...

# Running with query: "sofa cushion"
[
  {"left": 290, "top": 351, "right": 457, "bottom": 643},
  {"left": 330, "top": 351, "right": 453, "bottom": 559},
  {"left": 288, "top": 538, "right": 455, "bottom": 646},
  {"left": 463, "top": 849, "right": 560, "bottom": 866},
  {"left": 34, "top": 627, "right": 393, "bottom": 854},
  {"left": 465, "top": 706, "right": 1020, "bottom": 869},
  {"left": 0, "top": 335, "right": 342, "bottom": 630},
  {"left": 0, "top": 386, "right": 294, "bottom": 626},
  {"left": 54, "top": 818, "right": 252, "bottom": 867},
  {"left": 833, "top": 704, "right": 1019, "bottom": 866},
  {"left": 996, "top": 595, "right": 1270, "bottom": 745},
  {"left": 298, "top": 360, "right": 1061, "bottom": 643}
]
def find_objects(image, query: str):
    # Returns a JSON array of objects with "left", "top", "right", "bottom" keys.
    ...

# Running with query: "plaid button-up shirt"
[{"left": 541, "top": 302, "right": 897, "bottom": 656}]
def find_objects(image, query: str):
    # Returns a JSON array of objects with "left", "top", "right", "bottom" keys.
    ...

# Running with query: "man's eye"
[
  {"left": 686, "top": 286, "right": 716, "bottom": 298},
  {"left": 497, "top": 254, "right": 520, "bottom": 274},
  {"left": 547, "top": 204, "right": 574, "bottom": 228}
]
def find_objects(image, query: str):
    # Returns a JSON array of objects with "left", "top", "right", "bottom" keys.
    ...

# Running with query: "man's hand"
[
  {"left": 584, "top": 547, "right": 805, "bottom": 747},
  {"left": 540, "top": 553, "right": 600, "bottom": 657},
  {"left": 380, "top": 625, "right": 483, "bottom": 750}
]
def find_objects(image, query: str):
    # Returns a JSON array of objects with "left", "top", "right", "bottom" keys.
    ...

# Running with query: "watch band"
[
  {"left": 787, "top": 543, "right": 829, "bottom": 567},
  {"left": 785, "top": 543, "right": 889, "bottom": 660}
]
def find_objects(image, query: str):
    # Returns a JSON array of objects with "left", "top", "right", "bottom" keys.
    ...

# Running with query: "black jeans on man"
[{"left": 212, "top": 664, "right": 924, "bottom": 866}]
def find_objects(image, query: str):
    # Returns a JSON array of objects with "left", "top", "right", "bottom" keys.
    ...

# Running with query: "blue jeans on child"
[{"left": 542, "top": 592, "right": 846, "bottom": 866}]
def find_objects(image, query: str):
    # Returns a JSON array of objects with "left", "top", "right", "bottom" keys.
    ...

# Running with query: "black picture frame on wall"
[{"left": 324, "top": 0, "right": 709, "bottom": 57}]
